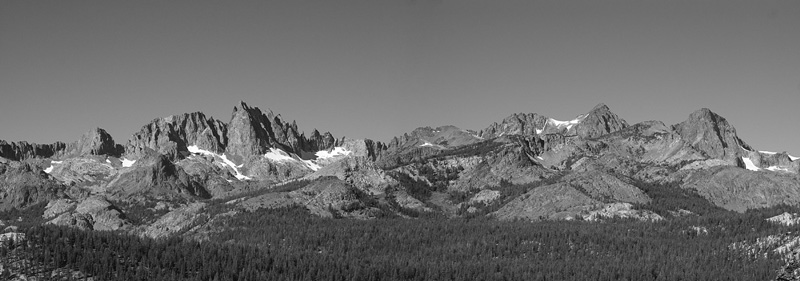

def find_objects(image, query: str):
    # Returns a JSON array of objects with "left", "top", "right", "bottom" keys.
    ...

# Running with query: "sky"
[{"left": 1, "top": 0, "right": 799, "bottom": 155}]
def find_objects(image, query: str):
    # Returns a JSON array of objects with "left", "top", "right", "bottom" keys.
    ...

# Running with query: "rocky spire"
[
  {"left": 225, "top": 101, "right": 338, "bottom": 160},
  {"left": 225, "top": 101, "right": 275, "bottom": 159}
]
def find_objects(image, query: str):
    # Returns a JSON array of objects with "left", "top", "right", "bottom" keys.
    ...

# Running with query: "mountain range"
[{"left": 1, "top": 101, "right": 799, "bottom": 233}]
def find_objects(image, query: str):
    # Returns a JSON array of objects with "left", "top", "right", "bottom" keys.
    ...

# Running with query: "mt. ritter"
[{"left": 3, "top": 101, "right": 800, "bottom": 279}]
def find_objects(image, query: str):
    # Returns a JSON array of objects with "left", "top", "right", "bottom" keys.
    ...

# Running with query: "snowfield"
[
  {"left": 121, "top": 158, "right": 136, "bottom": 167},
  {"left": 741, "top": 157, "right": 760, "bottom": 171},
  {"left": 187, "top": 145, "right": 251, "bottom": 180},
  {"left": 315, "top": 147, "right": 352, "bottom": 159},
  {"left": 265, "top": 148, "right": 295, "bottom": 161}
]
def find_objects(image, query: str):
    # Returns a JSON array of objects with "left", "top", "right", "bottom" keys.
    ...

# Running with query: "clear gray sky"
[{"left": 1, "top": 0, "right": 799, "bottom": 155}]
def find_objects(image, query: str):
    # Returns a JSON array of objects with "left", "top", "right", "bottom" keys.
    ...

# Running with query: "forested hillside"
[{"left": 2, "top": 204, "right": 795, "bottom": 280}]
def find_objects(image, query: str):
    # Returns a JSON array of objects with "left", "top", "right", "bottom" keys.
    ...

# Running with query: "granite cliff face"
[
  {"left": 0, "top": 140, "right": 66, "bottom": 161},
  {"left": 126, "top": 112, "right": 228, "bottom": 160},
  {"left": 673, "top": 108, "right": 750, "bottom": 165},
  {"left": 572, "top": 103, "right": 629, "bottom": 139},
  {"left": 68, "top": 128, "right": 122, "bottom": 157},
  {"left": 0, "top": 160, "right": 66, "bottom": 210},
  {"left": 225, "top": 101, "right": 340, "bottom": 160}
]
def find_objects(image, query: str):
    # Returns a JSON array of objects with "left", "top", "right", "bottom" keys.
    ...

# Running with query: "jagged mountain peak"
[
  {"left": 481, "top": 112, "right": 548, "bottom": 139},
  {"left": 673, "top": 108, "right": 750, "bottom": 164},
  {"left": 571, "top": 103, "right": 628, "bottom": 139},
  {"left": 481, "top": 103, "right": 627, "bottom": 139},
  {"left": 126, "top": 111, "right": 227, "bottom": 160},
  {"left": 590, "top": 103, "right": 610, "bottom": 112},
  {"left": 70, "top": 127, "right": 120, "bottom": 157}
]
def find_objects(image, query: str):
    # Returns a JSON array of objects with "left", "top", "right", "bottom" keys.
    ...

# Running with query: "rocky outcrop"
[
  {"left": 43, "top": 199, "right": 77, "bottom": 219},
  {"left": 491, "top": 168, "right": 652, "bottom": 221},
  {"left": 107, "top": 149, "right": 209, "bottom": 200},
  {"left": 292, "top": 177, "right": 369, "bottom": 218},
  {"left": 391, "top": 190, "right": 431, "bottom": 212},
  {"left": 561, "top": 171, "right": 650, "bottom": 204},
  {"left": 580, "top": 203, "right": 663, "bottom": 222},
  {"left": 746, "top": 151, "right": 800, "bottom": 173},
  {"left": 141, "top": 202, "right": 208, "bottom": 239},
  {"left": 0, "top": 161, "right": 65, "bottom": 210},
  {"left": 673, "top": 108, "right": 750, "bottom": 164},
  {"left": 493, "top": 183, "right": 601, "bottom": 221},
  {"left": 175, "top": 157, "right": 237, "bottom": 197},
  {"left": 305, "top": 156, "right": 397, "bottom": 195},
  {"left": 238, "top": 177, "right": 379, "bottom": 218},
  {"left": 46, "top": 197, "right": 130, "bottom": 231},
  {"left": 682, "top": 166, "right": 800, "bottom": 212},
  {"left": 446, "top": 138, "right": 551, "bottom": 192},
  {"left": 46, "top": 157, "right": 117, "bottom": 185},
  {"left": 481, "top": 113, "right": 548, "bottom": 139},
  {"left": 468, "top": 189, "right": 501, "bottom": 205}
]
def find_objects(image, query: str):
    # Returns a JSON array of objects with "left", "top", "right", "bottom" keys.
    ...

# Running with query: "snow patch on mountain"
[
  {"left": 791, "top": 155, "right": 799, "bottom": 161},
  {"left": 266, "top": 148, "right": 321, "bottom": 171},
  {"left": 44, "top": 165, "right": 54, "bottom": 174},
  {"left": 760, "top": 151, "right": 777, "bottom": 155},
  {"left": 766, "top": 166, "right": 791, "bottom": 172},
  {"left": 121, "top": 158, "right": 136, "bottom": 167},
  {"left": 265, "top": 148, "right": 295, "bottom": 161},
  {"left": 187, "top": 145, "right": 251, "bottom": 180},
  {"left": 315, "top": 147, "right": 351, "bottom": 159},
  {"left": 301, "top": 160, "right": 321, "bottom": 171},
  {"left": 547, "top": 114, "right": 586, "bottom": 131},
  {"left": 742, "top": 157, "right": 760, "bottom": 171}
]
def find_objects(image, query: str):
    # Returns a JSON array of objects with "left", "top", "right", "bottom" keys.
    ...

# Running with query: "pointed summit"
[
  {"left": 590, "top": 103, "right": 610, "bottom": 112},
  {"left": 673, "top": 108, "right": 750, "bottom": 163},
  {"left": 572, "top": 103, "right": 628, "bottom": 139},
  {"left": 71, "top": 128, "right": 120, "bottom": 156}
]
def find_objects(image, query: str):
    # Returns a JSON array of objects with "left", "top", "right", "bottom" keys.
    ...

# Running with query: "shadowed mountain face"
[{"left": 0, "top": 101, "right": 799, "bottom": 237}]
